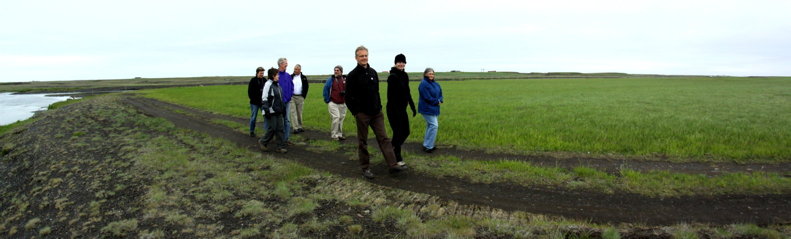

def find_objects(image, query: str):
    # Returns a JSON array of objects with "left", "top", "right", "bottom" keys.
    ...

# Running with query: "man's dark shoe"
[
  {"left": 293, "top": 129, "right": 301, "bottom": 134},
  {"left": 249, "top": 132, "right": 256, "bottom": 137},
  {"left": 389, "top": 165, "right": 407, "bottom": 174},
  {"left": 258, "top": 141, "right": 268, "bottom": 151},
  {"left": 298, "top": 128, "right": 305, "bottom": 133},
  {"left": 362, "top": 169, "right": 375, "bottom": 179},
  {"left": 422, "top": 147, "right": 435, "bottom": 153}
]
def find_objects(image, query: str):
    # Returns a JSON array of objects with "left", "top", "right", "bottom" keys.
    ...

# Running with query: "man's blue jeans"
[
  {"left": 249, "top": 104, "right": 262, "bottom": 134},
  {"left": 421, "top": 114, "right": 439, "bottom": 149},
  {"left": 283, "top": 102, "right": 291, "bottom": 142}
]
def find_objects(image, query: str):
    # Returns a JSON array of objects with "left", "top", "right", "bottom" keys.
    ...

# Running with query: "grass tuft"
[
  {"left": 24, "top": 218, "right": 41, "bottom": 230},
  {"left": 235, "top": 200, "right": 269, "bottom": 218},
  {"left": 100, "top": 219, "right": 138, "bottom": 237}
]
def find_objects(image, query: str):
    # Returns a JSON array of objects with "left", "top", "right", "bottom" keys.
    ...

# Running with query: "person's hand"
[{"left": 411, "top": 108, "right": 417, "bottom": 117}]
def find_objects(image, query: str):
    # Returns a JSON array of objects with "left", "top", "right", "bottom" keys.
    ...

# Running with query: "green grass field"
[{"left": 143, "top": 77, "right": 791, "bottom": 162}]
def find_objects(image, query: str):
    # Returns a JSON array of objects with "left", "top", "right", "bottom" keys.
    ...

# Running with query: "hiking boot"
[
  {"left": 362, "top": 169, "right": 375, "bottom": 179},
  {"left": 258, "top": 141, "right": 268, "bottom": 151},
  {"left": 277, "top": 148, "right": 288, "bottom": 154},
  {"left": 389, "top": 165, "right": 407, "bottom": 174}
]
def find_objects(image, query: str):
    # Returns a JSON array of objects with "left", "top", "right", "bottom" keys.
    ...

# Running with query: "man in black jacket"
[
  {"left": 247, "top": 67, "right": 266, "bottom": 137},
  {"left": 290, "top": 64, "right": 309, "bottom": 134},
  {"left": 345, "top": 46, "right": 407, "bottom": 179}
]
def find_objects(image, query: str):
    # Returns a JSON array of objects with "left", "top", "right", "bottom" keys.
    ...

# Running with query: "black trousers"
[{"left": 386, "top": 106, "right": 410, "bottom": 162}]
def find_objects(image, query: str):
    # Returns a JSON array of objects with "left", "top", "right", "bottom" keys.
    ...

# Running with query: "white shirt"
[{"left": 293, "top": 74, "right": 303, "bottom": 95}]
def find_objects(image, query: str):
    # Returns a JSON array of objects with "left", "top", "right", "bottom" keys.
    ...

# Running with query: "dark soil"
[{"left": 125, "top": 95, "right": 791, "bottom": 226}]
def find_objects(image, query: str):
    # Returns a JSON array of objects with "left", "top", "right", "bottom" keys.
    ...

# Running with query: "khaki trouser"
[
  {"left": 289, "top": 95, "right": 305, "bottom": 131},
  {"left": 353, "top": 111, "right": 398, "bottom": 170},
  {"left": 328, "top": 102, "right": 346, "bottom": 139}
]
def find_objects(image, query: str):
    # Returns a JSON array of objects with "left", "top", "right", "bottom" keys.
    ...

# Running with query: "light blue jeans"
[
  {"left": 422, "top": 114, "right": 439, "bottom": 149},
  {"left": 249, "top": 104, "right": 262, "bottom": 134}
]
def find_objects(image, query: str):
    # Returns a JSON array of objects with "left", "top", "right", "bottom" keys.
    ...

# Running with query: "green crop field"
[{"left": 142, "top": 76, "right": 791, "bottom": 163}]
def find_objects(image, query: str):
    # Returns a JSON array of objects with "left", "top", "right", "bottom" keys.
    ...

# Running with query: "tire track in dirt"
[{"left": 126, "top": 95, "right": 791, "bottom": 225}]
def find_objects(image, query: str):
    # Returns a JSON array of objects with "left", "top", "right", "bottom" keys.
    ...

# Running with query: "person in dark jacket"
[
  {"left": 247, "top": 67, "right": 266, "bottom": 137},
  {"left": 386, "top": 54, "right": 416, "bottom": 166},
  {"left": 418, "top": 67, "right": 443, "bottom": 153},
  {"left": 290, "top": 64, "right": 309, "bottom": 134},
  {"left": 345, "top": 45, "right": 407, "bottom": 179},
  {"left": 258, "top": 68, "right": 288, "bottom": 153}
]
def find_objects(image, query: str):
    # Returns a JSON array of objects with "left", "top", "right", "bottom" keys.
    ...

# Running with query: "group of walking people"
[
  {"left": 247, "top": 58, "right": 309, "bottom": 153},
  {"left": 247, "top": 46, "right": 444, "bottom": 179}
]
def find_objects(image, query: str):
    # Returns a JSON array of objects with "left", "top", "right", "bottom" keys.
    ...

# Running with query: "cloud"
[{"left": 0, "top": 55, "right": 103, "bottom": 67}]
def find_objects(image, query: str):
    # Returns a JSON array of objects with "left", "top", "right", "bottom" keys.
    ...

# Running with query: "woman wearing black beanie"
[{"left": 386, "top": 53, "right": 417, "bottom": 166}]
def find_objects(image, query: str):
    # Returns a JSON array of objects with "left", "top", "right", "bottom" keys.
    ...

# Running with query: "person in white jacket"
[{"left": 258, "top": 68, "right": 288, "bottom": 153}]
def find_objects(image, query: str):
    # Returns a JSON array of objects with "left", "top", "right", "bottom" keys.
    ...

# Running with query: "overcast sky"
[{"left": 1, "top": 0, "right": 790, "bottom": 82}]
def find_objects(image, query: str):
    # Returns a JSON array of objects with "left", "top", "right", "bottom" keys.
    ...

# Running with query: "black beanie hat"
[{"left": 394, "top": 54, "right": 406, "bottom": 64}]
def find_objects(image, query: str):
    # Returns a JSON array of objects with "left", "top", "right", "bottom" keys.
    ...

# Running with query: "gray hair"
[
  {"left": 423, "top": 67, "right": 435, "bottom": 76},
  {"left": 277, "top": 58, "right": 288, "bottom": 66},
  {"left": 355, "top": 45, "right": 368, "bottom": 56},
  {"left": 334, "top": 65, "right": 343, "bottom": 72},
  {"left": 294, "top": 64, "right": 301, "bottom": 69}
]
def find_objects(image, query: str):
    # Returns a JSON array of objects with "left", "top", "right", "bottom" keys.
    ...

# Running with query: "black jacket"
[
  {"left": 247, "top": 76, "right": 265, "bottom": 105},
  {"left": 290, "top": 73, "right": 310, "bottom": 98},
  {"left": 386, "top": 67, "right": 416, "bottom": 115},
  {"left": 262, "top": 80, "right": 286, "bottom": 116},
  {"left": 345, "top": 64, "right": 382, "bottom": 115}
]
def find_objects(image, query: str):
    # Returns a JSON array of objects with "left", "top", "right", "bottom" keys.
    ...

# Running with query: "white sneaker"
[{"left": 397, "top": 161, "right": 406, "bottom": 166}]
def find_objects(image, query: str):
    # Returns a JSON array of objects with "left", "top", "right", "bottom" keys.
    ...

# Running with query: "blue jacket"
[
  {"left": 278, "top": 71, "right": 294, "bottom": 103},
  {"left": 322, "top": 75, "right": 346, "bottom": 103},
  {"left": 418, "top": 77, "right": 443, "bottom": 115}
]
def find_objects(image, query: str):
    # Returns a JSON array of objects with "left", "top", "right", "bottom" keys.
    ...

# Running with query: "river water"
[{"left": 0, "top": 92, "right": 74, "bottom": 125}]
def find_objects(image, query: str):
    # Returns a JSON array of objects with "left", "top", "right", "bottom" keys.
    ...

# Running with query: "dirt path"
[{"left": 126, "top": 95, "right": 791, "bottom": 225}]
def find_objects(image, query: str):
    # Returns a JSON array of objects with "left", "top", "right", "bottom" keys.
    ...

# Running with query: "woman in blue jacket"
[{"left": 418, "top": 68, "right": 443, "bottom": 153}]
